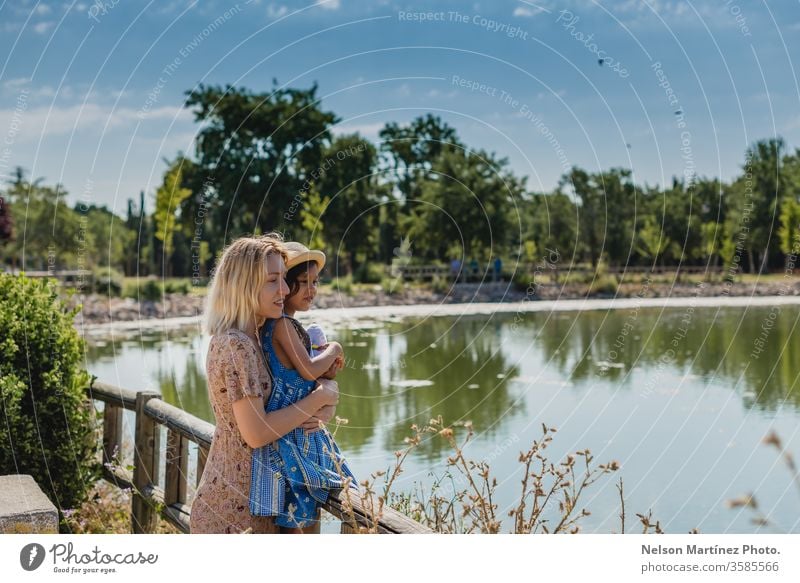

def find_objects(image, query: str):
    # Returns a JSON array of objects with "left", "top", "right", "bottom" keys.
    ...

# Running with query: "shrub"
[
  {"left": 331, "top": 274, "right": 354, "bottom": 296},
  {"left": 163, "top": 280, "right": 190, "bottom": 295},
  {"left": 139, "top": 279, "right": 162, "bottom": 301},
  {"left": 353, "top": 262, "right": 384, "bottom": 284},
  {"left": 588, "top": 274, "right": 619, "bottom": 296},
  {"left": 511, "top": 270, "right": 535, "bottom": 293},
  {"left": 0, "top": 274, "right": 99, "bottom": 527},
  {"left": 93, "top": 267, "right": 123, "bottom": 297},
  {"left": 430, "top": 274, "right": 450, "bottom": 294},
  {"left": 381, "top": 274, "right": 405, "bottom": 296}
]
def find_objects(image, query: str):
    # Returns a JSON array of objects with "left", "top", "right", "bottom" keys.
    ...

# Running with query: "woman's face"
[
  {"left": 286, "top": 262, "right": 320, "bottom": 312},
  {"left": 256, "top": 253, "right": 289, "bottom": 320}
]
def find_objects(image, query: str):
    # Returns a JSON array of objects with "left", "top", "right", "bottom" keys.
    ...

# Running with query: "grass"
[
  {"left": 62, "top": 480, "right": 179, "bottom": 534},
  {"left": 334, "top": 417, "right": 629, "bottom": 534}
]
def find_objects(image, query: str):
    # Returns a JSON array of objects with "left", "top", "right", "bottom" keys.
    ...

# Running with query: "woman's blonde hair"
[{"left": 204, "top": 234, "right": 288, "bottom": 336}]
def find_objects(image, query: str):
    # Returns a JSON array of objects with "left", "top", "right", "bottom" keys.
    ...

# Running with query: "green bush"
[
  {"left": 430, "top": 274, "right": 450, "bottom": 294},
  {"left": 164, "top": 279, "right": 191, "bottom": 295},
  {"left": 0, "top": 275, "right": 99, "bottom": 527},
  {"left": 140, "top": 279, "right": 162, "bottom": 301},
  {"left": 353, "top": 262, "right": 384, "bottom": 284},
  {"left": 509, "top": 270, "right": 530, "bottom": 293},
  {"left": 93, "top": 267, "right": 123, "bottom": 297},
  {"left": 588, "top": 274, "right": 619, "bottom": 296},
  {"left": 381, "top": 274, "right": 405, "bottom": 296},
  {"left": 331, "top": 274, "right": 354, "bottom": 295}
]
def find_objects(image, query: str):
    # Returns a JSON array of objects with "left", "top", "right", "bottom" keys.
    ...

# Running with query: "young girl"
[{"left": 249, "top": 242, "right": 356, "bottom": 532}]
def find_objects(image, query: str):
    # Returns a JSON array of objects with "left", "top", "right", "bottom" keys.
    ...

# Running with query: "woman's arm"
[
  {"left": 273, "top": 318, "right": 342, "bottom": 380},
  {"left": 232, "top": 379, "right": 339, "bottom": 449},
  {"left": 300, "top": 403, "right": 337, "bottom": 432}
]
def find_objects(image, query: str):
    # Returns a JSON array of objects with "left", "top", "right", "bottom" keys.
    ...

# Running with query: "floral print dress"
[{"left": 190, "top": 330, "right": 280, "bottom": 534}]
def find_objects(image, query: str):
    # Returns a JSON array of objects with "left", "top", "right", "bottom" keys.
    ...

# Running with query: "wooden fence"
[{"left": 89, "top": 381, "right": 430, "bottom": 534}]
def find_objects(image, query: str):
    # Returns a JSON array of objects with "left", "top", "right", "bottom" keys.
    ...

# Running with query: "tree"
[
  {"left": 700, "top": 221, "right": 723, "bottom": 269},
  {"left": 0, "top": 195, "right": 12, "bottom": 247},
  {"left": 80, "top": 204, "right": 135, "bottom": 272},
  {"left": 154, "top": 157, "right": 193, "bottom": 276},
  {"left": 299, "top": 185, "right": 329, "bottom": 255},
  {"left": 778, "top": 150, "right": 800, "bottom": 258},
  {"left": 525, "top": 192, "right": 579, "bottom": 266},
  {"left": 559, "top": 168, "right": 637, "bottom": 267},
  {"left": 635, "top": 217, "right": 671, "bottom": 265},
  {"left": 741, "top": 138, "right": 785, "bottom": 273},
  {"left": 408, "top": 147, "right": 525, "bottom": 261},
  {"left": 379, "top": 114, "right": 463, "bottom": 202},
  {"left": 185, "top": 83, "right": 337, "bottom": 235},
  {"left": 1, "top": 168, "right": 84, "bottom": 271},
  {"left": 778, "top": 196, "right": 800, "bottom": 257},
  {"left": 315, "top": 134, "right": 381, "bottom": 271}
]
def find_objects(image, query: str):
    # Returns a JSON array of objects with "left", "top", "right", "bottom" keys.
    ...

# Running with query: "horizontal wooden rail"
[{"left": 88, "top": 381, "right": 430, "bottom": 534}]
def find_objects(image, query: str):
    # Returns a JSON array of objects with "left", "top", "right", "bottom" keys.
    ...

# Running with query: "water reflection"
[
  {"left": 331, "top": 316, "right": 521, "bottom": 459},
  {"left": 84, "top": 306, "right": 800, "bottom": 532},
  {"left": 515, "top": 306, "right": 800, "bottom": 410}
]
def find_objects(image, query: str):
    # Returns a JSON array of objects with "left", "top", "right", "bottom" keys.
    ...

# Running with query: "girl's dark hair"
[{"left": 285, "top": 260, "right": 318, "bottom": 299}]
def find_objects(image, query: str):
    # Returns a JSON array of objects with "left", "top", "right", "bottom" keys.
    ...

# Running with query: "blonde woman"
[{"left": 190, "top": 235, "right": 339, "bottom": 534}]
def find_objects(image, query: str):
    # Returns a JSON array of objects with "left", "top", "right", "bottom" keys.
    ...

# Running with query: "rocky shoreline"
[{"left": 71, "top": 279, "right": 800, "bottom": 326}]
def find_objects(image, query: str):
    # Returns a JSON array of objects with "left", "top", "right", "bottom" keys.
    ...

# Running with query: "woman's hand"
[
  {"left": 300, "top": 404, "right": 337, "bottom": 432},
  {"left": 313, "top": 378, "right": 339, "bottom": 407}
]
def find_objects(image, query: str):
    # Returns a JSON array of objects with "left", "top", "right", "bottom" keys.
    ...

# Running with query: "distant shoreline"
[{"left": 78, "top": 292, "right": 800, "bottom": 335}]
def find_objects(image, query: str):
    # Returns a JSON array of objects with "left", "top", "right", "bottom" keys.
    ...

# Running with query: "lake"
[{"left": 85, "top": 303, "right": 800, "bottom": 533}]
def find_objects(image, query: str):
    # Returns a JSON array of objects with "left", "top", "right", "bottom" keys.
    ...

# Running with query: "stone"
[{"left": 0, "top": 475, "right": 59, "bottom": 534}]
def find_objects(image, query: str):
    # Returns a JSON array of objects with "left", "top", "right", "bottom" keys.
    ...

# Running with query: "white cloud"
[
  {"left": 513, "top": 1, "right": 551, "bottom": 18},
  {"left": 267, "top": 3, "right": 288, "bottom": 18},
  {"left": 32, "top": 21, "right": 55, "bottom": 34},
  {"left": 35, "top": 4, "right": 52, "bottom": 15},
  {"left": 3, "top": 77, "right": 31, "bottom": 89},
  {"left": 320, "top": 0, "right": 341, "bottom": 10},
  {"left": 608, "top": 0, "right": 707, "bottom": 21},
  {"left": 513, "top": 4, "right": 547, "bottom": 18},
  {"left": 0, "top": 103, "right": 193, "bottom": 143}
]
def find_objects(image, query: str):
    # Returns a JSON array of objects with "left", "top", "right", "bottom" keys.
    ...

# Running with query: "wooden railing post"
[
  {"left": 196, "top": 447, "right": 208, "bottom": 487},
  {"left": 102, "top": 404, "right": 123, "bottom": 467},
  {"left": 132, "top": 391, "right": 161, "bottom": 534},
  {"left": 165, "top": 430, "right": 188, "bottom": 507}
]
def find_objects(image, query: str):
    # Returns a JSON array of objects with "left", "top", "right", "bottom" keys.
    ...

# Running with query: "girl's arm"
[
  {"left": 232, "top": 379, "right": 339, "bottom": 449},
  {"left": 273, "top": 317, "right": 342, "bottom": 380}
]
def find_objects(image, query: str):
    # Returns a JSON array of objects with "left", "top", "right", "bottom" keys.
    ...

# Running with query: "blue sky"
[{"left": 1, "top": 0, "right": 799, "bottom": 213}]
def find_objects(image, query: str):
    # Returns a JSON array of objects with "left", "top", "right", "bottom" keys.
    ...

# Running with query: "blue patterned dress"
[{"left": 249, "top": 315, "right": 356, "bottom": 528}]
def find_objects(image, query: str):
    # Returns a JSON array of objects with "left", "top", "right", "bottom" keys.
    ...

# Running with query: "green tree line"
[{"left": 2, "top": 82, "right": 800, "bottom": 281}]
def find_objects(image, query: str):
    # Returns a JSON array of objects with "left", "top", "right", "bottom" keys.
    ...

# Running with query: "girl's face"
[
  {"left": 256, "top": 253, "right": 289, "bottom": 321},
  {"left": 286, "top": 262, "right": 320, "bottom": 313}
]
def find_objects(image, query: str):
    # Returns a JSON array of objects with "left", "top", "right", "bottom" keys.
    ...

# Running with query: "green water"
[{"left": 86, "top": 305, "right": 800, "bottom": 533}]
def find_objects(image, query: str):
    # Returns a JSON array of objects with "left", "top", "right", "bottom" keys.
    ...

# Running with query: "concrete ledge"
[{"left": 0, "top": 475, "right": 58, "bottom": 534}]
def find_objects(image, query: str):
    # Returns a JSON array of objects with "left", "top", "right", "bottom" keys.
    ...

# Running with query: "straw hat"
[{"left": 284, "top": 241, "right": 326, "bottom": 271}]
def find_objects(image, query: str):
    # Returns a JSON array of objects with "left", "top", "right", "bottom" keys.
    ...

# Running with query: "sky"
[{"left": 1, "top": 0, "right": 799, "bottom": 214}]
